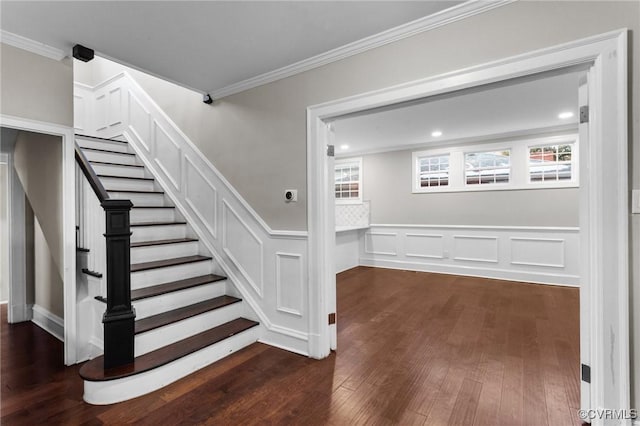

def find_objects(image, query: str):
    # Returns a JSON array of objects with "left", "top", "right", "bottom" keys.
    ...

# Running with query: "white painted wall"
[{"left": 0, "top": 43, "right": 73, "bottom": 127}]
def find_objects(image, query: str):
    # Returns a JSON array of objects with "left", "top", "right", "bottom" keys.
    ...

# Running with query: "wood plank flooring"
[{"left": 1, "top": 267, "right": 583, "bottom": 425}]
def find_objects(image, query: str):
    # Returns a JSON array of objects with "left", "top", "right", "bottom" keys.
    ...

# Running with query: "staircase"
[{"left": 76, "top": 134, "right": 259, "bottom": 404}]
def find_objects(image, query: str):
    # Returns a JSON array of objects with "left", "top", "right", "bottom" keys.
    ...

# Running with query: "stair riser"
[
  {"left": 131, "top": 260, "right": 212, "bottom": 289},
  {"left": 131, "top": 241, "right": 199, "bottom": 264},
  {"left": 83, "top": 326, "right": 259, "bottom": 405},
  {"left": 135, "top": 301, "right": 244, "bottom": 356},
  {"left": 108, "top": 191, "right": 167, "bottom": 207},
  {"left": 100, "top": 177, "right": 156, "bottom": 192},
  {"left": 82, "top": 150, "right": 140, "bottom": 165},
  {"left": 133, "top": 280, "right": 227, "bottom": 320},
  {"left": 77, "top": 138, "right": 131, "bottom": 154},
  {"left": 130, "top": 208, "right": 176, "bottom": 223},
  {"left": 91, "top": 163, "right": 147, "bottom": 178},
  {"left": 131, "top": 224, "right": 188, "bottom": 243}
]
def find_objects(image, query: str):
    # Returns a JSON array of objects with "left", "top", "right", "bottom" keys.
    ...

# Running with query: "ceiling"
[
  {"left": 332, "top": 70, "right": 583, "bottom": 157},
  {"left": 0, "top": 1, "right": 460, "bottom": 94}
]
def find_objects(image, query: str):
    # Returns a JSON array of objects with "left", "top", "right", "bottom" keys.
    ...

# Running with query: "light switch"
[{"left": 633, "top": 190, "right": 640, "bottom": 214}]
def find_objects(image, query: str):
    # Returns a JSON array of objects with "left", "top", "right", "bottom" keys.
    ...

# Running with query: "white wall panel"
[
  {"left": 153, "top": 121, "right": 181, "bottom": 190},
  {"left": 185, "top": 155, "right": 217, "bottom": 238},
  {"left": 95, "top": 94, "right": 107, "bottom": 131},
  {"left": 108, "top": 87, "right": 122, "bottom": 127},
  {"left": 453, "top": 235, "right": 499, "bottom": 263},
  {"left": 223, "top": 201, "right": 263, "bottom": 296},
  {"left": 74, "top": 95, "right": 85, "bottom": 131},
  {"left": 405, "top": 233, "right": 444, "bottom": 259},
  {"left": 510, "top": 237, "right": 565, "bottom": 268},
  {"left": 364, "top": 232, "right": 397, "bottom": 255},
  {"left": 276, "top": 252, "right": 303, "bottom": 316},
  {"left": 128, "top": 92, "right": 151, "bottom": 153}
]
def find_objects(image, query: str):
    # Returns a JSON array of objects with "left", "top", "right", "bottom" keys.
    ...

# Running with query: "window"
[
  {"left": 418, "top": 154, "right": 449, "bottom": 187},
  {"left": 335, "top": 157, "right": 362, "bottom": 203},
  {"left": 529, "top": 144, "right": 573, "bottom": 182},
  {"left": 412, "top": 134, "right": 578, "bottom": 193},
  {"left": 465, "top": 150, "right": 510, "bottom": 185}
]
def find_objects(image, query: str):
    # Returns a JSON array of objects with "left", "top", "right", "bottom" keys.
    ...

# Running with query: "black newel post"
[{"left": 101, "top": 198, "right": 135, "bottom": 369}]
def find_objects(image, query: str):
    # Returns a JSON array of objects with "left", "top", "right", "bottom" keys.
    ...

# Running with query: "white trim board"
[
  {"left": 209, "top": 0, "right": 515, "bottom": 99},
  {"left": 0, "top": 30, "right": 67, "bottom": 61},
  {"left": 0, "top": 114, "right": 77, "bottom": 366},
  {"left": 307, "top": 28, "right": 629, "bottom": 424},
  {"left": 32, "top": 304, "right": 64, "bottom": 342}
]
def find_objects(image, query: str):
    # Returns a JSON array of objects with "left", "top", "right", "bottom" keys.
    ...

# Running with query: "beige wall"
[
  {"left": 75, "top": 1, "right": 639, "bottom": 406},
  {"left": 34, "top": 216, "right": 63, "bottom": 318},
  {"left": 358, "top": 149, "right": 579, "bottom": 226},
  {"left": 12, "top": 131, "right": 64, "bottom": 281},
  {"left": 0, "top": 43, "right": 73, "bottom": 127}
]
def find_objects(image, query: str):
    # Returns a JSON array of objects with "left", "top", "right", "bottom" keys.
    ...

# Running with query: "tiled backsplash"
[{"left": 336, "top": 201, "right": 370, "bottom": 228}]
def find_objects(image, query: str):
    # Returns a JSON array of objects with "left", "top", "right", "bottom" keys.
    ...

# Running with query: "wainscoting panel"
[
  {"left": 360, "top": 225, "right": 580, "bottom": 286},
  {"left": 153, "top": 121, "right": 181, "bottom": 190},
  {"left": 364, "top": 232, "right": 397, "bottom": 256},
  {"left": 127, "top": 92, "right": 152, "bottom": 153},
  {"left": 405, "top": 233, "right": 445, "bottom": 259},
  {"left": 184, "top": 156, "right": 217, "bottom": 238},
  {"left": 453, "top": 235, "right": 499, "bottom": 263},
  {"left": 108, "top": 87, "right": 122, "bottom": 127},
  {"left": 74, "top": 95, "right": 86, "bottom": 132},
  {"left": 275, "top": 252, "right": 304, "bottom": 316},
  {"left": 510, "top": 237, "right": 565, "bottom": 268},
  {"left": 223, "top": 201, "right": 264, "bottom": 297},
  {"left": 95, "top": 94, "right": 108, "bottom": 131}
]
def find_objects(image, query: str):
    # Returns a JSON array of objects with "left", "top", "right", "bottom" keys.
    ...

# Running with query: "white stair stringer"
[{"left": 83, "top": 326, "right": 259, "bottom": 405}]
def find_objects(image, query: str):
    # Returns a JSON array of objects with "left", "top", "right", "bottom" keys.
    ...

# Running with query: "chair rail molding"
[{"left": 74, "top": 75, "right": 310, "bottom": 356}]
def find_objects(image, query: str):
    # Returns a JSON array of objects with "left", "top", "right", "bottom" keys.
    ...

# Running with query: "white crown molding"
[
  {"left": 209, "top": 0, "right": 515, "bottom": 99},
  {"left": 0, "top": 30, "right": 67, "bottom": 61}
]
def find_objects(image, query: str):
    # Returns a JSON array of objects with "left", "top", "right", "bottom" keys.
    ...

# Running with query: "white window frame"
[
  {"left": 335, "top": 157, "right": 363, "bottom": 204},
  {"left": 412, "top": 134, "right": 579, "bottom": 193}
]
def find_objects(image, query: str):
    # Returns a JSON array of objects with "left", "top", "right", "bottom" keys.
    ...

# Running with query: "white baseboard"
[
  {"left": 31, "top": 304, "right": 64, "bottom": 342},
  {"left": 359, "top": 257, "right": 580, "bottom": 287}
]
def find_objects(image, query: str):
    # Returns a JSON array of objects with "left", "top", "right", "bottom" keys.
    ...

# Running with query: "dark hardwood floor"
[{"left": 1, "top": 267, "right": 582, "bottom": 425}]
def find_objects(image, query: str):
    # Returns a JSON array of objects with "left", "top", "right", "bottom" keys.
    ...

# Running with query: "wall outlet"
[
  {"left": 284, "top": 189, "right": 297, "bottom": 202},
  {"left": 633, "top": 189, "right": 640, "bottom": 214}
]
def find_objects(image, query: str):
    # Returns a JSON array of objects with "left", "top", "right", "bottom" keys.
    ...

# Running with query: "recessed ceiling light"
[
  {"left": 340, "top": 144, "right": 349, "bottom": 150},
  {"left": 431, "top": 130, "right": 443, "bottom": 137},
  {"left": 558, "top": 111, "right": 574, "bottom": 119}
]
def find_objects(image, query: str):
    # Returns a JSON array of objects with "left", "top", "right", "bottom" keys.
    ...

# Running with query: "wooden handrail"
[
  {"left": 75, "top": 143, "right": 109, "bottom": 202},
  {"left": 75, "top": 140, "right": 135, "bottom": 369}
]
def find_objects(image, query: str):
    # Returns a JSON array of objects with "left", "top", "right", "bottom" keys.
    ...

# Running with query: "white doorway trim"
[
  {"left": 0, "top": 114, "right": 77, "bottom": 365},
  {"left": 307, "top": 28, "right": 629, "bottom": 421}
]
